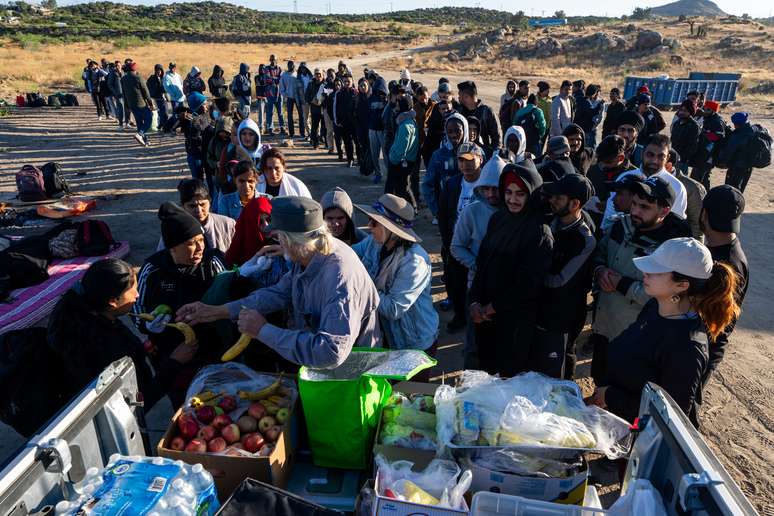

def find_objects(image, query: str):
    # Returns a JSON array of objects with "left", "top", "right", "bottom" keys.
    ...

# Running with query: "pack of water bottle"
[{"left": 54, "top": 454, "right": 220, "bottom": 515}]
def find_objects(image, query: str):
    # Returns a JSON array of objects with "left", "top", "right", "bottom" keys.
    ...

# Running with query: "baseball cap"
[
  {"left": 611, "top": 172, "right": 646, "bottom": 190},
  {"left": 633, "top": 237, "right": 713, "bottom": 280},
  {"left": 457, "top": 142, "right": 485, "bottom": 160},
  {"left": 547, "top": 136, "right": 571, "bottom": 155},
  {"left": 543, "top": 173, "right": 594, "bottom": 204},
  {"left": 702, "top": 185, "right": 744, "bottom": 233},
  {"left": 631, "top": 176, "right": 676, "bottom": 206}
]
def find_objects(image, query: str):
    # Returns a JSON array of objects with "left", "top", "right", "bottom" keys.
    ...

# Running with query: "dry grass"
[{"left": 0, "top": 38, "right": 397, "bottom": 98}]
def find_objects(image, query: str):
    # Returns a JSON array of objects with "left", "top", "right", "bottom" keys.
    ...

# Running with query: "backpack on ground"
[
  {"left": 0, "top": 328, "right": 67, "bottom": 437},
  {"left": 747, "top": 124, "right": 772, "bottom": 169},
  {"left": 76, "top": 219, "right": 116, "bottom": 256},
  {"left": 15, "top": 165, "right": 47, "bottom": 202},
  {"left": 25, "top": 92, "right": 46, "bottom": 108},
  {"left": 41, "top": 162, "right": 71, "bottom": 198},
  {"left": 15, "top": 95, "right": 25, "bottom": 107},
  {"left": 64, "top": 93, "right": 79, "bottom": 106},
  {"left": 47, "top": 95, "right": 61, "bottom": 108}
]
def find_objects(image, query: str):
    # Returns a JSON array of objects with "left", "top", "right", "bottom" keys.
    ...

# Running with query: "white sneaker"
[
  {"left": 98, "top": 116, "right": 104, "bottom": 121},
  {"left": 133, "top": 133, "right": 145, "bottom": 146}
]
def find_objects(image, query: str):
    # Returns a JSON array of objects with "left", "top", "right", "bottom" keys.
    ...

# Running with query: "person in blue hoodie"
[
  {"left": 353, "top": 194, "right": 439, "bottom": 365},
  {"left": 387, "top": 95, "right": 419, "bottom": 209},
  {"left": 368, "top": 77, "right": 389, "bottom": 183},
  {"left": 421, "top": 113, "right": 469, "bottom": 222},
  {"left": 231, "top": 63, "right": 252, "bottom": 119}
]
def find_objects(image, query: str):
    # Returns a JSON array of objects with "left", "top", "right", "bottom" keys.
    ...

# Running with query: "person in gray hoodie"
[
  {"left": 451, "top": 153, "right": 506, "bottom": 366},
  {"left": 231, "top": 63, "right": 252, "bottom": 119}
]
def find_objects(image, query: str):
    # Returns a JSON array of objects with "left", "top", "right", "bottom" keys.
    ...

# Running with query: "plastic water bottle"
[
  {"left": 54, "top": 501, "right": 75, "bottom": 516},
  {"left": 107, "top": 453, "right": 122, "bottom": 467},
  {"left": 172, "top": 478, "right": 197, "bottom": 506},
  {"left": 190, "top": 463, "right": 213, "bottom": 492},
  {"left": 152, "top": 456, "right": 166, "bottom": 466}
]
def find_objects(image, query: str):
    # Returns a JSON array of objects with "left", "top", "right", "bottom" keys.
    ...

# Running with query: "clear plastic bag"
[
  {"left": 469, "top": 449, "right": 584, "bottom": 478},
  {"left": 609, "top": 479, "right": 667, "bottom": 516},
  {"left": 434, "top": 371, "right": 632, "bottom": 459},
  {"left": 375, "top": 454, "right": 464, "bottom": 509}
]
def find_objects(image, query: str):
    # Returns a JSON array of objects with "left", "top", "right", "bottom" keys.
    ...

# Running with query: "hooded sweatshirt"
[
  {"left": 514, "top": 103, "right": 547, "bottom": 154},
  {"left": 225, "top": 196, "right": 273, "bottom": 266},
  {"left": 563, "top": 124, "right": 594, "bottom": 175},
  {"left": 163, "top": 69, "right": 185, "bottom": 103},
  {"left": 207, "top": 117, "right": 234, "bottom": 178},
  {"left": 183, "top": 66, "right": 205, "bottom": 95},
  {"left": 451, "top": 153, "right": 507, "bottom": 286},
  {"left": 279, "top": 68, "right": 297, "bottom": 100},
  {"left": 237, "top": 118, "right": 264, "bottom": 164},
  {"left": 368, "top": 78, "right": 389, "bottom": 131},
  {"left": 470, "top": 161, "right": 553, "bottom": 323},
  {"left": 389, "top": 109, "right": 419, "bottom": 165},
  {"left": 232, "top": 63, "right": 252, "bottom": 101},
  {"left": 500, "top": 81, "right": 516, "bottom": 108},
  {"left": 146, "top": 65, "right": 165, "bottom": 99},
  {"left": 421, "top": 113, "right": 470, "bottom": 216},
  {"left": 503, "top": 125, "right": 527, "bottom": 163},
  {"left": 208, "top": 65, "right": 227, "bottom": 98}
]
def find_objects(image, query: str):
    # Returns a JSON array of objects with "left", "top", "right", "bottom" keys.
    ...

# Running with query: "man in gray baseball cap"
[{"left": 178, "top": 196, "right": 382, "bottom": 368}]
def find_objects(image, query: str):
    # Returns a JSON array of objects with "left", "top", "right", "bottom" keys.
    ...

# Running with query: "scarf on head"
[{"left": 225, "top": 196, "right": 273, "bottom": 267}]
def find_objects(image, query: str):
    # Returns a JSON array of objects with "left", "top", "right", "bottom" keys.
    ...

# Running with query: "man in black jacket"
[
  {"left": 457, "top": 81, "right": 501, "bottom": 151},
  {"left": 635, "top": 94, "right": 666, "bottom": 145},
  {"left": 602, "top": 88, "right": 625, "bottom": 137},
  {"left": 537, "top": 136, "right": 577, "bottom": 182},
  {"left": 438, "top": 142, "right": 484, "bottom": 332},
  {"left": 717, "top": 112, "right": 757, "bottom": 192},
  {"left": 573, "top": 84, "right": 604, "bottom": 148},
  {"left": 306, "top": 68, "right": 325, "bottom": 149},
  {"left": 538, "top": 174, "right": 596, "bottom": 379},
  {"left": 670, "top": 100, "right": 700, "bottom": 174},
  {"left": 334, "top": 75, "right": 357, "bottom": 167},
  {"left": 690, "top": 100, "right": 726, "bottom": 190},
  {"left": 146, "top": 64, "right": 168, "bottom": 130}
]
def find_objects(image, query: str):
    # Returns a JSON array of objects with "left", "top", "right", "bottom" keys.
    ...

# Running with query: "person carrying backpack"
[
  {"left": 513, "top": 94, "right": 547, "bottom": 157},
  {"left": 717, "top": 112, "right": 771, "bottom": 193},
  {"left": 231, "top": 63, "right": 252, "bottom": 119}
]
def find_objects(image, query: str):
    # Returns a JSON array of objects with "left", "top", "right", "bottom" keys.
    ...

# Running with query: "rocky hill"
[{"left": 650, "top": 0, "right": 726, "bottom": 17}]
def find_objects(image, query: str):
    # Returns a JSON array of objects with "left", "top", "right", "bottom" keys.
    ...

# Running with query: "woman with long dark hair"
[
  {"left": 589, "top": 237, "right": 742, "bottom": 426},
  {"left": 48, "top": 258, "right": 195, "bottom": 409}
]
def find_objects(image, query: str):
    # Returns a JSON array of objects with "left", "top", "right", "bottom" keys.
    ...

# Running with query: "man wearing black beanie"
[
  {"left": 615, "top": 110, "right": 646, "bottom": 168},
  {"left": 133, "top": 201, "right": 226, "bottom": 407}
]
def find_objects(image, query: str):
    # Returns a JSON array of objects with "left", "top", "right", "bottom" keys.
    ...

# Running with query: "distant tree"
[
  {"left": 554, "top": 10, "right": 566, "bottom": 19},
  {"left": 741, "top": 13, "right": 750, "bottom": 19},
  {"left": 631, "top": 7, "right": 652, "bottom": 20},
  {"left": 41, "top": 0, "right": 56, "bottom": 9}
]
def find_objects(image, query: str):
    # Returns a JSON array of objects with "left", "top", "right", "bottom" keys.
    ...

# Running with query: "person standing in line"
[
  {"left": 690, "top": 100, "right": 726, "bottom": 190},
  {"left": 231, "top": 63, "right": 252, "bottom": 120},
  {"left": 386, "top": 95, "right": 419, "bottom": 209},
  {"left": 208, "top": 65, "right": 228, "bottom": 98},
  {"left": 163, "top": 63, "right": 185, "bottom": 130},
  {"left": 635, "top": 94, "right": 666, "bottom": 145},
  {"left": 183, "top": 67, "right": 206, "bottom": 95},
  {"left": 551, "top": 80, "right": 573, "bottom": 137},
  {"left": 717, "top": 112, "right": 759, "bottom": 193},
  {"left": 355, "top": 77, "right": 373, "bottom": 176},
  {"left": 121, "top": 62, "right": 155, "bottom": 147},
  {"left": 334, "top": 75, "right": 358, "bottom": 167},
  {"left": 602, "top": 87, "right": 625, "bottom": 138},
  {"left": 670, "top": 100, "right": 701, "bottom": 175},
  {"left": 147, "top": 64, "right": 169, "bottom": 130},
  {"left": 367, "top": 76, "right": 389, "bottom": 183},
  {"left": 264, "top": 55, "right": 285, "bottom": 135},
  {"left": 513, "top": 94, "right": 547, "bottom": 157},
  {"left": 319, "top": 69, "right": 337, "bottom": 152},
  {"left": 457, "top": 80, "right": 501, "bottom": 150},
  {"left": 280, "top": 61, "right": 300, "bottom": 138},
  {"left": 106, "top": 62, "right": 128, "bottom": 130},
  {"left": 669, "top": 149, "right": 706, "bottom": 241},
  {"left": 86, "top": 60, "right": 109, "bottom": 120},
  {"left": 306, "top": 68, "right": 325, "bottom": 149},
  {"left": 254, "top": 64, "right": 268, "bottom": 134}
]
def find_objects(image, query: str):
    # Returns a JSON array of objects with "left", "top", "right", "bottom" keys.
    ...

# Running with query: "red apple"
[
  {"left": 237, "top": 415, "right": 258, "bottom": 434},
  {"left": 197, "top": 425, "right": 217, "bottom": 442},
  {"left": 185, "top": 439, "right": 207, "bottom": 453},
  {"left": 218, "top": 395, "right": 237, "bottom": 413},
  {"left": 264, "top": 425, "right": 282, "bottom": 442},
  {"left": 221, "top": 423, "right": 241, "bottom": 444},
  {"left": 169, "top": 436, "right": 186, "bottom": 451},
  {"left": 195, "top": 406, "right": 216, "bottom": 425},
  {"left": 207, "top": 437, "right": 227, "bottom": 453},
  {"left": 177, "top": 415, "right": 200, "bottom": 440},
  {"left": 247, "top": 402, "right": 267, "bottom": 420},
  {"left": 211, "top": 414, "right": 232, "bottom": 431},
  {"left": 242, "top": 432, "right": 265, "bottom": 453},
  {"left": 258, "top": 416, "right": 276, "bottom": 433}
]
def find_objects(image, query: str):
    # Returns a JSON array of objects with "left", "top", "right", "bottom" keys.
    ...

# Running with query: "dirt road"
[{"left": 0, "top": 66, "right": 772, "bottom": 512}]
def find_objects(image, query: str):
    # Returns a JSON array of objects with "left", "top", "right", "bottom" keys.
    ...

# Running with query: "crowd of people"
[{"left": 63, "top": 55, "right": 761, "bottom": 427}]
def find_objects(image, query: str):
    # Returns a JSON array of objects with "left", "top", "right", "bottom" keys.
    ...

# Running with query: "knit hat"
[
  {"left": 543, "top": 173, "right": 594, "bottom": 204},
  {"left": 158, "top": 201, "right": 203, "bottom": 249},
  {"left": 320, "top": 187, "right": 354, "bottom": 219},
  {"left": 548, "top": 136, "right": 571, "bottom": 155},
  {"left": 616, "top": 110, "right": 645, "bottom": 132},
  {"left": 638, "top": 85, "right": 650, "bottom": 94},
  {"left": 680, "top": 99, "right": 696, "bottom": 117},
  {"left": 400, "top": 69, "right": 411, "bottom": 80},
  {"left": 438, "top": 82, "right": 451, "bottom": 94},
  {"left": 730, "top": 112, "right": 749, "bottom": 125},
  {"left": 637, "top": 93, "right": 651, "bottom": 105},
  {"left": 703, "top": 100, "right": 720, "bottom": 113},
  {"left": 188, "top": 92, "right": 207, "bottom": 113},
  {"left": 269, "top": 196, "right": 324, "bottom": 233}
]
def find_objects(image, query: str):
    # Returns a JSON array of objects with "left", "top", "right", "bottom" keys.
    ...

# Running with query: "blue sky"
[{"left": 54, "top": 0, "right": 772, "bottom": 18}]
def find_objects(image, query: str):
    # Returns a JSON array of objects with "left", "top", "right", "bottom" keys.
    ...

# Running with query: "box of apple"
[{"left": 169, "top": 394, "right": 292, "bottom": 457}]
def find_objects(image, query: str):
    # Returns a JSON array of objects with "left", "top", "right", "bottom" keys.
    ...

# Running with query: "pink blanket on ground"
[{"left": 0, "top": 241, "right": 130, "bottom": 335}]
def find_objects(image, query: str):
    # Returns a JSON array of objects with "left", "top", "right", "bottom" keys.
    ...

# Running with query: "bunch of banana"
[
  {"left": 237, "top": 374, "right": 284, "bottom": 401},
  {"left": 190, "top": 390, "right": 221, "bottom": 409},
  {"left": 221, "top": 334, "right": 252, "bottom": 362},
  {"left": 260, "top": 400, "right": 280, "bottom": 415},
  {"left": 129, "top": 305, "right": 197, "bottom": 346}
]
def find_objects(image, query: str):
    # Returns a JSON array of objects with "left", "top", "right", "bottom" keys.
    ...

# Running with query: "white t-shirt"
[
  {"left": 457, "top": 178, "right": 477, "bottom": 216},
  {"left": 601, "top": 168, "right": 688, "bottom": 232}
]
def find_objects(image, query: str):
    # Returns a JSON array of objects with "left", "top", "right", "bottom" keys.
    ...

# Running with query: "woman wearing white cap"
[
  {"left": 589, "top": 237, "right": 741, "bottom": 426},
  {"left": 353, "top": 194, "right": 439, "bottom": 365}
]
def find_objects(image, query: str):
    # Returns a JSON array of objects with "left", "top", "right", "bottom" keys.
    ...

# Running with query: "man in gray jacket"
[{"left": 177, "top": 196, "right": 381, "bottom": 369}]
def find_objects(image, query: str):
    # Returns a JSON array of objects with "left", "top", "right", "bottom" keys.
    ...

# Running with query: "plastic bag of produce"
[
  {"left": 299, "top": 348, "right": 436, "bottom": 469},
  {"left": 469, "top": 449, "right": 584, "bottom": 478},
  {"left": 435, "top": 371, "right": 632, "bottom": 459},
  {"left": 375, "top": 454, "right": 464, "bottom": 509}
]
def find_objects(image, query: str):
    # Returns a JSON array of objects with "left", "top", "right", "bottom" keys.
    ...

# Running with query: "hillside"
[{"left": 650, "top": 0, "right": 726, "bottom": 17}]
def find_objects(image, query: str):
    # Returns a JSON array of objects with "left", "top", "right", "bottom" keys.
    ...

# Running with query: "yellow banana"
[
  {"left": 237, "top": 374, "right": 284, "bottom": 401},
  {"left": 221, "top": 333, "right": 252, "bottom": 362},
  {"left": 197, "top": 390, "right": 219, "bottom": 402},
  {"left": 167, "top": 322, "right": 196, "bottom": 346},
  {"left": 262, "top": 401, "right": 280, "bottom": 415}
]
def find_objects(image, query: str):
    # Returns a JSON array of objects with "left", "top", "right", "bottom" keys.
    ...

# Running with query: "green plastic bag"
[{"left": 298, "top": 348, "right": 436, "bottom": 469}]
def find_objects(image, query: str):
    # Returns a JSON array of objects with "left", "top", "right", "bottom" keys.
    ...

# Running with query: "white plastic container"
[{"left": 470, "top": 491, "right": 609, "bottom": 516}]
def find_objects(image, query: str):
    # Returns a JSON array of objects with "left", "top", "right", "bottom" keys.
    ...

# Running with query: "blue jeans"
[
  {"left": 266, "top": 95, "right": 284, "bottom": 130},
  {"left": 187, "top": 153, "right": 203, "bottom": 180},
  {"left": 106, "top": 96, "right": 125, "bottom": 125},
  {"left": 237, "top": 96, "right": 251, "bottom": 119},
  {"left": 131, "top": 106, "right": 152, "bottom": 135},
  {"left": 255, "top": 98, "right": 266, "bottom": 129}
]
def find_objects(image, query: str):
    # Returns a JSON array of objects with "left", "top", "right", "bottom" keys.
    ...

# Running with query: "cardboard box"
[
  {"left": 373, "top": 471, "right": 469, "bottom": 516},
  {"left": 372, "top": 381, "right": 439, "bottom": 471},
  {"left": 461, "top": 455, "right": 588, "bottom": 505}
]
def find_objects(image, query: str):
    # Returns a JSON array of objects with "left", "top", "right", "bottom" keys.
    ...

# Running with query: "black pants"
[
  {"left": 357, "top": 127, "right": 373, "bottom": 176},
  {"left": 475, "top": 320, "right": 537, "bottom": 378},
  {"left": 589, "top": 332, "right": 610, "bottom": 386},
  {"left": 338, "top": 123, "right": 355, "bottom": 162},
  {"left": 442, "top": 249, "right": 468, "bottom": 322},
  {"left": 564, "top": 302, "right": 589, "bottom": 380},
  {"left": 310, "top": 107, "right": 323, "bottom": 147},
  {"left": 286, "top": 98, "right": 304, "bottom": 137},
  {"left": 410, "top": 159, "right": 421, "bottom": 204},
  {"left": 725, "top": 167, "right": 752, "bottom": 193},
  {"left": 91, "top": 91, "right": 108, "bottom": 117},
  {"left": 691, "top": 164, "right": 713, "bottom": 191},
  {"left": 534, "top": 328, "right": 568, "bottom": 379},
  {"left": 386, "top": 160, "right": 417, "bottom": 209}
]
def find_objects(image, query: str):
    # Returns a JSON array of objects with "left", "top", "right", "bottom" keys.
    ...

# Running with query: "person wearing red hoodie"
[{"left": 225, "top": 196, "right": 273, "bottom": 267}]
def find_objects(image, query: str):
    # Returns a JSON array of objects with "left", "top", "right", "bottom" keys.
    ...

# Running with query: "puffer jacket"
[
  {"left": 592, "top": 212, "right": 690, "bottom": 339},
  {"left": 353, "top": 237, "right": 439, "bottom": 350},
  {"left": 421, "top": 113, "right": 469, "bottom": 215}
]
